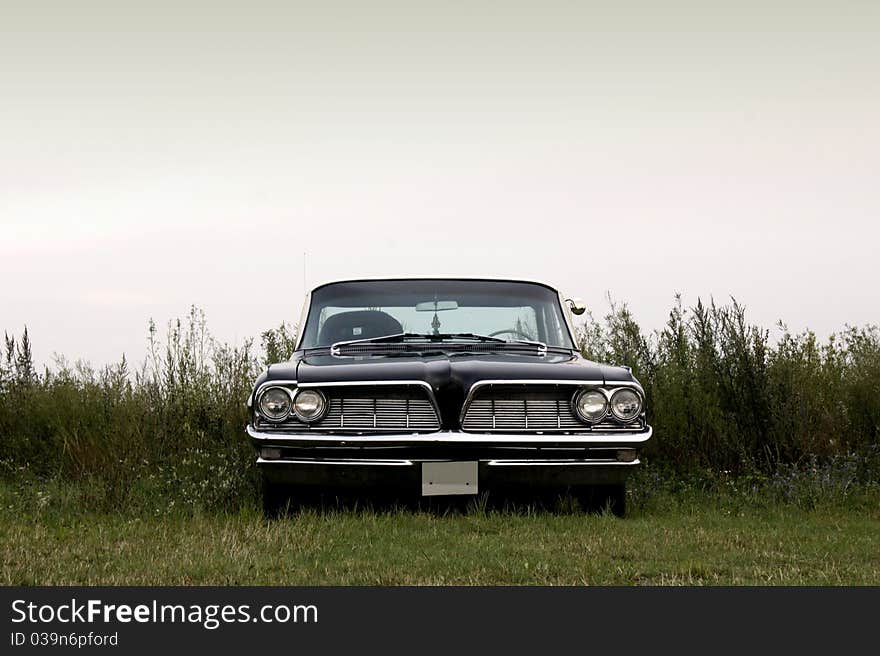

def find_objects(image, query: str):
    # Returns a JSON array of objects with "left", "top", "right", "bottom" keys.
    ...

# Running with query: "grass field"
[
  {"left": 3, "top": 484, "right": 878, "bottom": 585},
  {"left": 3, "top": 303, "right": 878, "bottom": 585}
]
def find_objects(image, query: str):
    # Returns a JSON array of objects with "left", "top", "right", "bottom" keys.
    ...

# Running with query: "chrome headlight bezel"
[
  {"left": 610, "top": 388, "right": 643, "bottom": 422},
  {"left": 573, "top": 388, "right": 608, "bottom": 424},
  {"left": 257, "top": 386, "right": 293, "bottom": 422},
  {"left": 292, "top": 388, "right": 328, "bottom": 423}
]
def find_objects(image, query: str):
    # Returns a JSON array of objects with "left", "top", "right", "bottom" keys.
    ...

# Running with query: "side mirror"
[{"left": 565, "top": 298, "right": 587, "bottom": 315}]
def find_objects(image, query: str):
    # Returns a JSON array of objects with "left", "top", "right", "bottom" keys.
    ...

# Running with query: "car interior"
[{"left": 317, "top": 310, "right": 404, "bottom": 345}]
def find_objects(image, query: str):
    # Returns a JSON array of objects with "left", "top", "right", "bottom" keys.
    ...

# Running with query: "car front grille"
[
  {"left": 256, "top": 385, "right": 440, "bottom": 432},
  {"left": 461, "top": 385, "right": 645, "bottom": 433}
]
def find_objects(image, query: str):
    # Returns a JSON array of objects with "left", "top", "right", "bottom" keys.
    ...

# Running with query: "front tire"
[
  {"left": 602, "top": 483, "right": 626, "bottom": 518},
  {"left": 578, "top": 483, "right": 627, "bottom": 517},
  {"left": 261, "top": 476, "right": 289, "bottom": 518}
]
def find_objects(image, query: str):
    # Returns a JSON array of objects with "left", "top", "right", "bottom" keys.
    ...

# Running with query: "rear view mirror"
[
  {"left": 415, "top": 300, "right": 459, "bottom": 312},
  {"left": 565, "top": 298, "right": 587, "bottom": 315}
]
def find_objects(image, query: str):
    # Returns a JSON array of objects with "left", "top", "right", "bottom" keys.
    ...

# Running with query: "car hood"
[
  {"left": 263, "top": 351, "right": 637, "bottom": 428},
  {"left": 295, "top": 350, "right": 601, "bottom": 382}
]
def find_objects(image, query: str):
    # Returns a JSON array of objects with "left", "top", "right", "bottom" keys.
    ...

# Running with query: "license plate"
[{"left": 421, "top": 461, "right": 478, "bottom": 496}]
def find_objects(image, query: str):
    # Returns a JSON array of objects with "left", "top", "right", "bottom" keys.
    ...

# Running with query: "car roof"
[{"left": 308, "top": 276, "right": 563, "bottom": 295}]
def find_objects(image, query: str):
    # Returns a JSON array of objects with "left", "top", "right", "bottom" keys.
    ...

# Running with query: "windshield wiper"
[
  {"left": 330, "top": 332, "right": 547, "bottom": 354},
  {"left": 331, "top": 332, "right": 502, "bottom": 351},
  {"left": 425, "top": 332, "right": 507, "bottom": 343},
  {"left": 428, "top": 332, "right": 549, "bottom": 352}
]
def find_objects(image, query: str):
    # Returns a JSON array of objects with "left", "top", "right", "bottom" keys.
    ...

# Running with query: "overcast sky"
[{"left": 2, "top": 1, "right": 878, "bottom": 367}]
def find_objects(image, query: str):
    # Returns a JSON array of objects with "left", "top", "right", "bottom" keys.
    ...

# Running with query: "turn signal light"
[
  {"left": 616, "top": 449, "right": 638, "bottom": 463},
  {"left": 261, "top": 447, "right": 282, "bottom": 460}
]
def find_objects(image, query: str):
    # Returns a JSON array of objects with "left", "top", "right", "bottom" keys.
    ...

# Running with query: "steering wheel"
[{"left": 489, "top": 328, "right": 534, "bottom": 341}]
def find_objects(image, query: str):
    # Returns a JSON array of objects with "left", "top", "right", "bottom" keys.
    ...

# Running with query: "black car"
[{"left": 247, "top": 278, "right": 651, "bottom": 516}]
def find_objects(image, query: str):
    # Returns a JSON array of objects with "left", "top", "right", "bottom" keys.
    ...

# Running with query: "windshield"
[{"left": 299, "top": 279, "right": 576, "bottom": 349}]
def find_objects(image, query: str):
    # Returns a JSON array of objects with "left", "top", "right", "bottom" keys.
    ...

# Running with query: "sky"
[{"left": 2, "top": 1, "right": 878, "bottom": 367}]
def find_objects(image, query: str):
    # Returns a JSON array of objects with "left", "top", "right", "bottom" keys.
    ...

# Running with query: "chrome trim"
[
  {"left": 247, "top": 424, "right": 652, "bottom": 445},
  {"left": 254, "top": 379, "right": 299, "bottom": 397},
  {"left": 486, "top": 459, "right": 640, "bottom": 466},
  {"left": 508, "top": 339, "right": 547, "bottom": 355},
  {"left": 328, "top": 334, "right": 546, "bottom": 355},
  {"left": 330, "top": 332, "right": 408, "bottom": 355},
  {"left": 596, "top": 382, "right": 646, "bottom": 399},
  {"left": 328, "top": 341, "right": 555, "bottom": 358},
  {"left": 298, "top": 380, "right": 432, "bottom": 389},
  {"left": 299, "top": 380, "right": 441, "bottom": 423},
  {"left": 258, "top": 457, "right": 414, "bottom": 466},
  {"left": 256, "top": 457, "right": 639, "bottom": 467},
  {"left": 459, "top": 379, "right": 646, "bottom": 425},
  {"left": 459, "top": 379, "right": 603, "bottom": 424},
  {"left": 253, "top": 380, "right": 442, "bottom": 426},
  {"left": 484, "top": 335, "right": 548, "bottom": 354}
]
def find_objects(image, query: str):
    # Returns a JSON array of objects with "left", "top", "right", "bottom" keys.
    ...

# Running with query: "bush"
[
  {"left": 0, "top": 308, "right": 298, "bottom": 512},
  {"left": 577, "top": 295, "right": 879, "bottom": 473},
  {"left": 1, "top": 298, "right": 878, "bottom": 512}
]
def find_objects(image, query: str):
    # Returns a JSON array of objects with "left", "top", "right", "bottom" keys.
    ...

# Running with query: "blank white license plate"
[{"left": 421, "top": 461, "right": 478, "bottom": 496}]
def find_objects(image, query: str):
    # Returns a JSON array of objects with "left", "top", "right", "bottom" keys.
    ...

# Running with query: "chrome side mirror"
[{"left": 565, "top": 298, "right": 587, "bottom": 315}]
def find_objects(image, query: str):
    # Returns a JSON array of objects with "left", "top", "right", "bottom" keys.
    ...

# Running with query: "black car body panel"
[
  {"left": 260, "top": 351, "right": 627, "bottom": 430},
  {"left": 247, "top": 278, "right": 652, "bottom": 512}
]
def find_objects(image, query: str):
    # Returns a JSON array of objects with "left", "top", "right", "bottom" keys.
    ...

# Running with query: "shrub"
[
  {"left": 1, "top": 297, "right": 878, "bottom": 512},
  {"left": 578, "top": 295, "right": 879, "bottom": 474},
  {"left": 0, "top": 307, "right": 266, "bottom": 511}
]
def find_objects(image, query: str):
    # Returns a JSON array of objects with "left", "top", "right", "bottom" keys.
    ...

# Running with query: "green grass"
[
  {"left": 2, "top": 485, "right": 878, "bottom": 585},
  {"left": 3, "top": 302, "right": 877, "bottom": 585}
]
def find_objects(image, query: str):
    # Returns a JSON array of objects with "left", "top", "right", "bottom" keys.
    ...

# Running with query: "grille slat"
[{"left": 461, "top": 385, "right": 644, "bottom": 433}]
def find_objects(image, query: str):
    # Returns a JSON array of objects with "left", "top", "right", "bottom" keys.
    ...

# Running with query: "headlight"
[
  {"left": 259, "top": 387, "right": 292, "bottom": 421},
  {"left": 611, "top": 388, "right": 642, "bottom": 421},
  {"left": 293, "top": 389, "right": 327, "bottom": 422},
  {"left": 574, "top": 389, "right": 607, "bottom": 423}
]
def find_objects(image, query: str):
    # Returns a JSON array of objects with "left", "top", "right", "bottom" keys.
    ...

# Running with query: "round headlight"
[
  {"left": 611, "top": 388, "right": 642, "bottom": 421},
  {"left": 574, "top": 389, "right": 608, "bottom": 423},
  {"left": 293, "top": 389, "right": 327, "bottom": 422},
  {"left": 259, "top": 387, "right": 291, "bottom": 421}
]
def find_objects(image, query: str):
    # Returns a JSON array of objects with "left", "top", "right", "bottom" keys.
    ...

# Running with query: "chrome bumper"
[
  {"left": 248, "top": 425, "right": 649, "bottom": 487},
  {"left": 247, "top": 424, "right": 652, "bottom": 448},
  {"left": 257, "top": 457, "right": 641, "bottom": 467}
]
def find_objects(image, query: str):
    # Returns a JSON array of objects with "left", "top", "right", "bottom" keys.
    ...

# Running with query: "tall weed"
[{"left": 1, "top": 298, "right": 878, "bottom": 511}]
